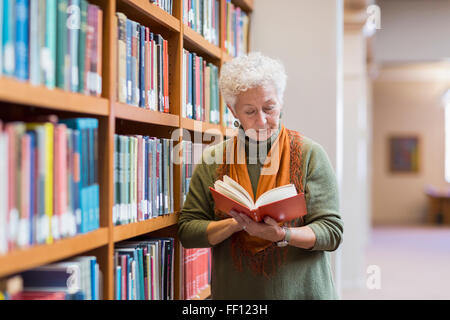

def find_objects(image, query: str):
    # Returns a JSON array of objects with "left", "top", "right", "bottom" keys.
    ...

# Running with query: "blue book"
[
  {"left": 28, "top": 131, "right": 36, "bottom": 245},
  {"left": 137, "top": 248, "right": 144, "bottom": 300},
  {"left": 89, "top": 257, "right": 96, "bottom": 300},
  {"left": 2, "top": 0, "right": 15, "bottom": 76},
  {"left": 15, "top": 0, "right": 29, "bottom": 81},
  {"left": 139, "top": 24, "right": 145, "bottom": 108},
  {"left": 126, "top": 18, "right": 132, "bottom": 105},
  {"left": 29, "top": 0, "right": 40, "bottom": 85},
  {"left": 21, "top": 261, "right": 82, "bottom": 293},
  {"left": 59, "top": 118, "right": 99, "bottom": 233},
  {"left": 116, "top": 265, "right": 121, "bottom": 300}
]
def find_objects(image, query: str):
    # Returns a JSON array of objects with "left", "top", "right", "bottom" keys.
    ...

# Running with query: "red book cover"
[
  {"left": 221, "top": 0, "right": 226, "bottom": 50},
  {"left": 12, "top": 291, "right": 66, "bottom": 300},
  {"left": 163, "top": 39, "right": 169, "bottom": 113},
  {"left": 54, "top": 124, "right": 67, "bottom": 240},
  {"left": 121, "top": 255, "right": 127, "bottom": 300},
  {"left": 195, "top": 56, "right": 200, "bottom": 120},
  {"left": 209, "top": 186, "right": 308, "bottom": 223},
  {"left": 90, "top": 5, "right": 98, "bottom": 96},
  {"left": 202, "top": 59, "right": 206, "bottom": 122},
  {"left": 96, "top": 7, "right": 103, "bottom": 97},
  {"left": 6, "top": 125, "right": 17, "bottom": 252},
  {"left": 20, "top": 134, "right": 30, "bottom": 248},
  {"left": 84, "top": 5, "right": 94, "bottom": 95}
]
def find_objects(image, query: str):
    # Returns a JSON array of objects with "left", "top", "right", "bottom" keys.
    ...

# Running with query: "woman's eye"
[{"left": 246, "top": 110, "right": 255, "bottom": 115}]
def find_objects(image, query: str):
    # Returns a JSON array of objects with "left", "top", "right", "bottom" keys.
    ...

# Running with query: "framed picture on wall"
[{"left": 388, "top": 135, "right": 420, "bottom": 173}]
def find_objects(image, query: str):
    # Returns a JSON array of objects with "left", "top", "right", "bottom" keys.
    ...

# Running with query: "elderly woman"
[{"left": 178, "top": 52, "right": 344, "bottom": 299}]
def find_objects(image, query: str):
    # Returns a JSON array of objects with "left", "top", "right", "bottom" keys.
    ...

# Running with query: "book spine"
[
  {"left": 116, "top": 13, "right": 127, "bottom": 103},
  {"left": 163, "top": 39, "right": 169, "bottom": 113},
  {"left": 56, "top": 0, "right": 68, "bottom": 90},
  {"left": 78, "top": 0, "right": 87, "bottom": 93},
  {"left": 68, "top": 0, "right": 80, "bottom": 92},
  {"left": 96, "top": 6, "right": 102, "bottom": 96},
  {"left": 84, "top": 4, "right": 94, "bottom": 95},
  {"left": 29, "top": 0, "right": 40, "bottom": 85},
  {"left": 0, "top": 0, "right": 3, "bottom": 77},
  {"left": 89, "top": 5, "right": 98, "bottom": 96},
  {"left": 14, "top": 0, "right": 29, "bottom": 81},
  {"left": 2, "top": 0, "right": 15, "bottom": 77},
  {"left": 145, "top": 27, "right": 150, "bottom": 109},
  {"left": 139, "top": 25, "right": 145, "bottom": 108}
]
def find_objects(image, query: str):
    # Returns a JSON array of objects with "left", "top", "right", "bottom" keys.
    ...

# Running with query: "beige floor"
[{"left": 341, "top": 226, "right": 450, "bottom": 300}]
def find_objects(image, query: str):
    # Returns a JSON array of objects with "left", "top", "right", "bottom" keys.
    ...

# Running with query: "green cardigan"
[{"left": 177, "top": 130, "right": 344, "bottom": 300}]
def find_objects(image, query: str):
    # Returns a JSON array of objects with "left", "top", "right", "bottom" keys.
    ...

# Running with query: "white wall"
[
  {"left": 250, "top": 0, "right": 344, "bottom": 296},
  {"left": 342, "top": 29, "right": 372, "bottom": 289},
  {"left": 250, "top": 0, "right": 341, "bottom": 165},
  {"left": 374, "top": 0, "right": 450, "bottom": 63}
]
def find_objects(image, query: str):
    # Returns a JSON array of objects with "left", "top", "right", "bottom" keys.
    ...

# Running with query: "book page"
[
  {"left": 223, "top": 175, "right": 254, "bottom": 205},
  {"left": 255, "top": 184, "right": 297, "bottom": 208},
  {"left": 214, "top": 180, "right": 255, "bottom": 209}
]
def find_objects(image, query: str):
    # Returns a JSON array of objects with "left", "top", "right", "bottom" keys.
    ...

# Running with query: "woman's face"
[{"left": 230, "top": 85, "right": 282, "bottom": 141}]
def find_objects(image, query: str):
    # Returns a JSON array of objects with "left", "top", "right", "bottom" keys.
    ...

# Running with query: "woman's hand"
[{"left": 228, "top": 210, "right": 285, "bottom": 242}]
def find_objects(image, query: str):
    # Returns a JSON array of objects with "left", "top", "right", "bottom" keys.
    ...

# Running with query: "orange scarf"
[{"left": 215, "top": 124, "right": 303, "bottom": 277}]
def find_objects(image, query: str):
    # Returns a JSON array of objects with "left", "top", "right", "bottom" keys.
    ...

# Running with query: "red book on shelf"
[
  {"left": 209, "top": 175, "right": 308, "bottom": 223},
  {"left": 96, "top": 7, "right": 103, "bottom": 97},
  {"left": 163, "top": 39, "right": 169, "bottom": 113},
  {"left": 11, "top": 291, "right": 67, "bottom": 300}
]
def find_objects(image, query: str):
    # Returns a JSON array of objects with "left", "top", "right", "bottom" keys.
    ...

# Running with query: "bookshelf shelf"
[
  {"left": 0, "top": 77, "right": 109, "bottom": 116},
  {"left": 114, "top": 102, "right": 180, "bottom": 127},
  {"left": 0, "top": 228, "right": 109, "bottom": 278},
  {"left": 183, "top": 25, "right": 222, "bottom": 60},
  {"left": 180, "top": 117, "right": 223, "bottom": 134},
  {"left": 117, "top": 0, "right": 181, "bottom": 32},
  {"left": 113, "top": 212, "right": 180, "bottom": 242}
]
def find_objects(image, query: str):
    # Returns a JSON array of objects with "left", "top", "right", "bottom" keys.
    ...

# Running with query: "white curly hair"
[{"left": 219, "top": 52, "right": 287, "bottom": 110}]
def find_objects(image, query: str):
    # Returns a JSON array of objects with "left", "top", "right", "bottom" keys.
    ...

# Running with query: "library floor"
[{"left": 341, "top": 226, "right": 450, "bottom": 300}]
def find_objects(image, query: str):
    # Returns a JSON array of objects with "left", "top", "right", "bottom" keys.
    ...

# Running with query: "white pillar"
[{"left": 251, "top": 0, "right": 344, "bottom": 296}]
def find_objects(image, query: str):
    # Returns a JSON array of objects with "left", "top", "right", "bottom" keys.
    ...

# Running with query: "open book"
[{"left": 209, "top": 175, "right": 307, "bottom": 222}]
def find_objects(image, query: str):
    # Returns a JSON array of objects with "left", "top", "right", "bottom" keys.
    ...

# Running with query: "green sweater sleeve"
[
  {"left": 303, "top": 142, "right": 344, "bottom": 251},
  {"left": 177, "top": 149, "right": 218, "bottom": 249}
]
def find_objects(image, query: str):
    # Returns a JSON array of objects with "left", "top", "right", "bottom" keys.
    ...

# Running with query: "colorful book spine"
[{"left": 15, "top": 0, "right": 29, "bottom": 81}]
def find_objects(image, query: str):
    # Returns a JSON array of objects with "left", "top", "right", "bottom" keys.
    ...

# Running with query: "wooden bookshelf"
[
  {"left": 0, "top": 228, "right": 109, "bottom": 278},
  {"left": 0, "top": 0, "right": 252, "bottom": 300},
  {"left": 0, "top": 77, "right": 109, "bottom": 116}
]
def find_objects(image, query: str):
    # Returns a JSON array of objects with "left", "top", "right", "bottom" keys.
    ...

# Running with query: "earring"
[{"left": 233, "top": 119, "right": 240, "bottom": 128}]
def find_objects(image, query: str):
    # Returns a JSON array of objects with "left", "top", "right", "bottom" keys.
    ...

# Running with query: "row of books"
[
  {"left": 0, "top": 0, "right": 103, "bottom": 96},
  {"left": 183, "top": 0, "right": 220, "bottom": 47},
  {"left": 113, "top": 135, "right": 174, "bottom": 226},
  {"left": 0, "top": 255, "right": 101, "bottom": 300},
  {"left": 150, "top": 0, "right": 173, "bottom": 15},
  {"left": 114, "top": 238, "right": 174, "bottom": 300},
  {"left": 181, "top": 140, "right": 207, "bottom": 205},
  {"left": 222, "top": 0, "right": 249, "bottom": 57},
  {"left": 0, "top": 117, "right": 100, "bottom": 255},
  {"left": 182, "top": 49, "right": 220, "bottom": 123},
  {"left": 181, "top": 247, "right": 211, "bottom": 300},
  {"left": 116, "top": 12, "right": 170, "bottom": 112}
]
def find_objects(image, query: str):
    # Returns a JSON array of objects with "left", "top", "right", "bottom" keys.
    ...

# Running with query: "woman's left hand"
[{"left": 228, "top": 210, "right": 285, "bottom": 242}]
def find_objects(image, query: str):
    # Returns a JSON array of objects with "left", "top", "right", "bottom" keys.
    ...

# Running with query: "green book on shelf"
[{"left": 56, "top": 0, "right": 68, "bottom": 90}]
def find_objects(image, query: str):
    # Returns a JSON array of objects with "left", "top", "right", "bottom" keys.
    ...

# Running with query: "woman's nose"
[{"left": 255, "top": 111, "right": 267, "bottom": 127}]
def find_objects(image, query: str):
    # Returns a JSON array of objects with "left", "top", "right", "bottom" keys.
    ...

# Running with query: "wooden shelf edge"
[
  {"left": 120, "top": 0, "right": 181, "bottom": 32},
  {"left": 181, "top": 117, "right": 222, "bottom": 134},
  {"left": 0, "top": 228, "right": 109, "bottom": 278},
  {"left": 0, "top": 77, "right": 109, "bottom": 116},
  {"left": 183, "top": 25, "right": 222, "bottom": 60},
  {"left": 190, "top": 285, "right": 211, "bottom": 300},
  {"left": 114, "top": 102, "right": 180, "bottom": 127},
  {"left": 113, "top": 212, "right": 180, "bottom": 242}
]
